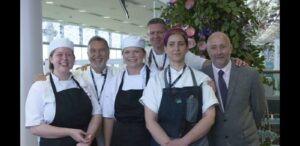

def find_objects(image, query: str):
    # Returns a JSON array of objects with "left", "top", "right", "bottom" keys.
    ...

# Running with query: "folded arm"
[{"left": 28, "top": 124, "right": 88, "bottom": 143}]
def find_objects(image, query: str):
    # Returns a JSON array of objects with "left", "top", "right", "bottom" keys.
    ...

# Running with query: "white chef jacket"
[
  {"left": 140, "top": 66, "right": 218, "bottom": 114},
  {"left": 25, "top": 73, "right": 101, "bottom": 127},
  {"left": 145, "top": 48, "right": 207, "bottom": 73},
  {"left": 73, "top": 66, "right": 122, "bottom": 146},
  {"left": 101, "top": 65, "right": 155, "bottom": 118},
  {"left": 73, "top": 66, "right": 121, "bottom": 103}
]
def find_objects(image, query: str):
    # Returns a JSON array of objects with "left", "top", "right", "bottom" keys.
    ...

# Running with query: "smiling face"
[
  {"left": 50, "top": 47, "right": 75, "bottom": 74},
  {"left": 206, "top": 32, "right": 232, "bottom": 68},
  {"left": 87, "top": 40, "right": 109, "bottom": 70},
  {"left": 122, "top": 47, "right": 146, "bottom": 69},
  {"left": 164, "top": 34, "right": 188, "bottom": 64},
  {"left": 148, "top": 23, "right": 166, "bottom": 51}
]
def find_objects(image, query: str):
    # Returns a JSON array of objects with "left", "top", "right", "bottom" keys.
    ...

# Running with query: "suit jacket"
[{"left": 201, "top": 61, "right": 267, "bottom": 146}]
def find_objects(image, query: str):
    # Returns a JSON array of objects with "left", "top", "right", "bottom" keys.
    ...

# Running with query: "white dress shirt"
[{"left": 212, "top": 60, "right": 232, "bottom": 111}]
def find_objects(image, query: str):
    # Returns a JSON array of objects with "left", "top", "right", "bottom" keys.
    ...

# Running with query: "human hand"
[
  {"left": 69, "top": 129, "right": 89, "bottom": 143},
  {"left": 76, "top": 142, "right": 90, "bottom": 146},
  {"left": 84, "top": 134, "right": 92, "bottom": 144},
  {"left": 34, "top": 74, "right": 47, "bottom": 82},
  {"left": 207, "top": 80, "right": 216, "bottom": 92},
  {"left": 166, "top": 138, "right": 188, "bottom": 146},
  {"left": 75, "top": 134, "right": 92, "bottom": 146},
  {"left": 76, "top": 64, "right": 90, "bottom": 71},
  {"left": 233, "top": 58, "right": 248, "bottom": 66}
]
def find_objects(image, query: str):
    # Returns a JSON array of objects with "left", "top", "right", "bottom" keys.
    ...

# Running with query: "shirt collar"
[
  {"left": 151, "top": 48, "right": 166, "bottom": 56},
  {"left": 170, "top": 65, "right": 186, "bottom": 75},
  {"left": 125, "top": 64, "right": 147, "bottom": 76},
  {"left": 90, "top": 66, "right": 107, "bottom": 75},
  {"left": 212, "top": 60, "right": 232, "bottom": 75},
  {"left": 50, "top": 72, "right": 73, "bottom": 81}
]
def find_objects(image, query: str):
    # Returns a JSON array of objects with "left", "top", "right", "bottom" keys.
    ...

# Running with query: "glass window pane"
[
  {"left": 110, "top": 49, "right": 117, "bottom": 59},
  {"left": 121, "top": 34, "right": 129, "bottom": 39},
  {"left": 82, "top": 28, "right": 96, "bottom": 45},
  {"left": 43, "top": 44, "right": 49, "bottom": 60},
  {"left": 74, "top": 47, "right": 82, "bottom": 60},
  {"left": 116, "top": 50, "right": 122, "bottom": 59},
  {"left": 82, "top": 47, "right": 88, "bottom": 60},
  {"left": 64, "top": 25, "right": 80, "bottom": 44},
  {"left": 42, "top": 21, "right": 61, "bottom": 42},
  {"left": 97, "top": 30, "right": 110, "bottom": 47},
  {"left": 42, "top": 21, "right": 48, "bottom": 42},
  {"left": 53, "top": 22, "right": 62, "bottom": 39},
  {"left": 111, "top": 33, "right": 121, "bottom": 48}
]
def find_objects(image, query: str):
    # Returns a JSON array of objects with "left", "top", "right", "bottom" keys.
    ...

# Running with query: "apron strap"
[
  {"left": 145, "top": 65, "right": 150, "bottom": 85},
  {"left": 49, "top": 73, "right": 58, "bottom": 96},
  {"left": 163, "top": 68, "right": 169, "bottom": 88},
  {"left": 118, "top": 71, "right": 126, "bottom": 92},
  {"left": 164, "top": 66, "right": 197, "bottom": 88},
  {"left": 49, "top": 73, "right": 84, "bottom": 96},
  {"left": 71, "top": 76, "right": 84, "bottom": 90},
  {"left": 118, "top": 65, "right": 150, "bottom": 91},
  {"left": 189, "top": 67, "right": 197, "bottom": 86}
]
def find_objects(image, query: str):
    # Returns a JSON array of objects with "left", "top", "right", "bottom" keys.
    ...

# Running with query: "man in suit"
[{"left": 202, "top": 32, "right": 267, "bottom": 146}]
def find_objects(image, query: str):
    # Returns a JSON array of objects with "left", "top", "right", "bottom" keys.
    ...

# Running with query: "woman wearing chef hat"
[
  {"left": 101, "top": 36, "right": 153, "bottom": 146},
  {"left": 25, "top": 38, "right": 101, "bottom": 146}
]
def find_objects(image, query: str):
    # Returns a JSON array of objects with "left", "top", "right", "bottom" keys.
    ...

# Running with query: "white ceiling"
[
  {"left": 42, "top": 0, "right": 279, "bottom": 44},
  {"left": 42, "top": 0, "right": 166, "bottom": 38}
]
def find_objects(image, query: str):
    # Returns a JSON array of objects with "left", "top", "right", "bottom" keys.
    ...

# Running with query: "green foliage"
[{"left": 160, "top": 0, "right": 273, "bottom": 86}]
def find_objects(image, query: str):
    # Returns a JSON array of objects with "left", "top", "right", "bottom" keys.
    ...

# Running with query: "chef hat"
[
  {"left": 121, "top": 36, "right": 145, "bottom": 50},
  {"left": 48, "top": 38, "right": 74, "bottom": 54}
]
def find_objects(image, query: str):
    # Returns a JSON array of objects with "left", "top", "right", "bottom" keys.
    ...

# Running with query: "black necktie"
[{"left": 218, "top": 70, "right": 227, "bottom": 106}]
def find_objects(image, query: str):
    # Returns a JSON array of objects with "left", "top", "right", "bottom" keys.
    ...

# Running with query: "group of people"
[{"left": 25, "top": 18, "right": 267, "bottom": 146}]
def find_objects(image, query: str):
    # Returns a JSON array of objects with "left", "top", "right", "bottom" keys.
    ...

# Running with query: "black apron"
[
  {"left": 151, "top": 66, "right": 208, "bottom": 146},
  {"left": 111, "top": 67, "right": 151, "bottom": 146},
  {"left": 40, "top": 74, "right": 97, "bottom": 146}
]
